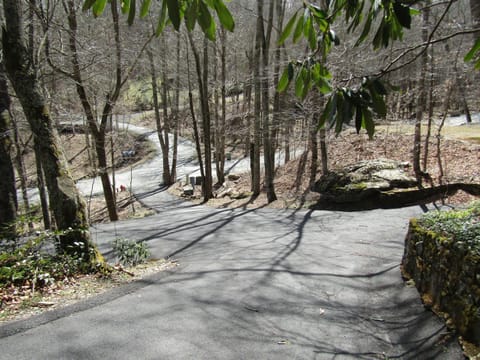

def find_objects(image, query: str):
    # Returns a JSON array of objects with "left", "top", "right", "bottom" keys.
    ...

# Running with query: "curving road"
[{"left": 1, "top": 119, "right": 463, "bottom": 359}]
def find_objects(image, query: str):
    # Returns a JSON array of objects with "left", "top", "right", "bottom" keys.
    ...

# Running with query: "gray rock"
[{"left": 313, "top": 159, "right": 418, "bottom": 208}]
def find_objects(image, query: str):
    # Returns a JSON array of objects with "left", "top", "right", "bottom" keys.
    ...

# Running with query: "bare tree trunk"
[
  {"left": 422, "top": 46, "right": 435, "bottom": 173},
  {"left": 110, "top": 115, "right": 116, "bottom": 207},
  {"left": 273, "top": 0, "right": 286, "bottom": 156},
  {"left": 215, "top": 28, "right": 227, "bottom": 184},
  {"left": 160, "top": 35, "right": 171, "bottom": 179},
  {"left": 34, "top": 140, "right": 51, "bottom": 229},
  {"left": 148, "top": 47, "right": 172, "bottom": 185},
  {"left": 2, "top": 0, "right": 100, "bottom": 261},
  {"left": 295, "top": 150, "right": 308, "bottom": 192},
  {"left": 457, "top": 73, "right": 472, "bottom": 123},
  {"left": 260, "top": 0, "right": 277, "bottom": 203},
  {"left": 213, "top": 36, "right": 222, "bottom": 184},
  {"left": 189, "top": 90, "right": 205, "bottom": 185},
  {"left": 170, "top": 33, "right": 181, "bottom": 182},
  {"left": 12, "top": 116, "right": 31, "bottom": 227},
  {"left": 0, "top": 60, "right": 17, "bottom": 237},
  {"left": 244, "top": 47, "right": 253, "bottom": 159},
  {"left": 202, "top": 37, "right": 213, "bottom": 200},
  {"left": 309, "top": 120, "right": 319, "bottom": 189},
  {"left": 252, "top": 7, "right": 262, "bottom": 197},
  {"left": 171, "top": 123, "right": 178, "bottom": 182},
  {"left": 413, "top": 3, "right": 429, "bottom": 186},
  {"left": 186, "top": 36, "right": 205, "bottom": 190},
  {"left": 63, "top": 0, "right": 118, "bottom": 221},
  {"left": 188, "top": 33, "right": 213, "bottom": 200},
  {"left": 436, "top": 82, "right": 453, "bottom": 187},
  {"left": 284, "top": 120, "right": 291, "bottom": 163},
  {"left": 84, "top": 117, "right": 95, "bottom": 170},
  {"left": 319, "top": 128, "right": 328, "bottom": 174},
  {"left": 220, "top": 28, "right": 227, "bottom": 180}
]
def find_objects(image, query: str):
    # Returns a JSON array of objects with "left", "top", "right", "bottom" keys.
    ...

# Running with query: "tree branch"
[
  {"left": 375, "top": 28, "right": 480, "bottom": 78},
  {"left": 377, "top": 0, "right": 457, "bottom": 77}
]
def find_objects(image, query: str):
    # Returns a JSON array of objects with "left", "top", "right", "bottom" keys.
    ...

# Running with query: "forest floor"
[
  {"left": 170, "top": 124, "right": 480, "bottom": 210},
  {"left": 0, "top": 259, "right": 178, "bottom": 323}
]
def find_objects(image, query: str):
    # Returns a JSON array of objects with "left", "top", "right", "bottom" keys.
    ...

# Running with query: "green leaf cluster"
[
  {"left": 347, "top": 0, "right": 416, "bottom": 49},
  {"left": 465, "top": 37, "right": 480, "bottom": 70},
  {"left": 319, "top": 78, "right": 389, "bottom": 139},
  {"left": 279, "top": 1, "right": 415, "bottom": 52},
  {"left": 277, "top": 1, "right": 416, "bottom": 138},
  {"left": 83, "top": 0, "right": 234, "bottom": 40},
  {"left": 112, "top": 238, "right": 150, "bottom": 266},
  {"left": 278, "top": 3, "right": 333, "bottom": 57},
  {"left": 278, "top": 59, "right": 332, "bottom": 99}
]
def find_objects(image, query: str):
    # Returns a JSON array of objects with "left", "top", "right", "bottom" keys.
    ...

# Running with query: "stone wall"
[{"left": 402, "top": 219, "right": 480, "bottom": 345}]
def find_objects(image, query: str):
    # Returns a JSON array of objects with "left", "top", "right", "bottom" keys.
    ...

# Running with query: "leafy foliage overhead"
[
  {"left": 278, "top": 0, "right": 417, "bottom": 136},
  {"left": 83, "top": 0, "right": 234, "bottom": 40},
  {"left": 465, "top": 37, "right": 480, "bottom": 70}
]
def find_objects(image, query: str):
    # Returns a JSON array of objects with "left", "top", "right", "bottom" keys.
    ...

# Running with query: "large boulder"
[
  {"left": 313, "top": 159, "right": 418, "bottom": 209},
  {"left": 312, "top": 159, "right": 480, "bottom": 210}
]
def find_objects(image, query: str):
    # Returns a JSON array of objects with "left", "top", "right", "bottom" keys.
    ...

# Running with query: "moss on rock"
[{"left": 402, "top": 205, "right": 480, "bottom": 345}]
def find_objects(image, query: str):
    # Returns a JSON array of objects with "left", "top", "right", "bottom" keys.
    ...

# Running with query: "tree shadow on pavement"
[
  {"left": 125, "top": 205, "right": 461, "bottom": 359},
  {"left": 2, "top": 204, "right": 462, "bottom": 359}
]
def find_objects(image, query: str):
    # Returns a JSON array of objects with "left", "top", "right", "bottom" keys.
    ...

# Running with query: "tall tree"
[
  {"left": 252, "top": 4, "right": 263, "bottom": 197},
  {"left": 148, "top": 44, "right": 175, "bottom": 185},
  {"left": 61, "top": 0, "right": 120, "bottom": 221},
  {"left": 188, "top": 32, "right": 214, "bottom": 201},
  {"left": 272, "top": 0, "right": 286, "bottom": 159},
  {"left": 214, "top": 28, "right": 227, "bottom": 185},
  {"left": 413, "top": 2, "right": 430, "bottom": 186},
  {"left": 2, "top": 0, "right": 101, "bottom": 262},
  {"left": 27, "top": 0, "right": 51, "bottom": 230},
  {"left": 0, "top": 61, "right": 17, "bottom": 237},
  {"left": 259, "top": 0, "right": 277, "bottom": 203}
]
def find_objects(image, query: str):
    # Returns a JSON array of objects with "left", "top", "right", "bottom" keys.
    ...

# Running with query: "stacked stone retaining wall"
[{"left": 402, "top": 219, "right": 480, "bottom": 345}]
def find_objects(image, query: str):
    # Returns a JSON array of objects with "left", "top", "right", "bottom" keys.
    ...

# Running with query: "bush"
[
  {"left": 0, "top": 231, "right": 88, "bottom": 289},
  {"left": 112, "top": 238, "right": 150, "bottom": 266},
  {"left": 418, "top": 202, "right": 480, "bottom": 255}
]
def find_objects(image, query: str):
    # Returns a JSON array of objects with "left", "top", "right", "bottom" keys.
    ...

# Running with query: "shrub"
[
  {"left": 418, "top": 202, "right": 480, "bottom": 255},
  {"left": 0, "top": 231, "right": 88, "bottom": 289},
  {"left": 112, "top": 238, "right": 150, "bottom": 266}
]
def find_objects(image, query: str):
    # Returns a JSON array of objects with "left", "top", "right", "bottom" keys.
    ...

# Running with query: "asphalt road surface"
[
  {"left": 2, "top": 119, "right": 464, "bottom": 359},
  {"left": 0, "top": 192, "right": 463, "bottom": 359}
]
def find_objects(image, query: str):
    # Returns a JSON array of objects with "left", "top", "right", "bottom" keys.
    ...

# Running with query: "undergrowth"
[
  {"left": 0, "top": 231, "right": 92, "bottom": 290},
  {"left": 112, "top": 238, "right": 150, "bottom": 266},
  {"left": 0, "top": 208, "right": 101, "bottom": 291},
  {"left": 418, "top": 202, "right": 480, "bottom": 253}
]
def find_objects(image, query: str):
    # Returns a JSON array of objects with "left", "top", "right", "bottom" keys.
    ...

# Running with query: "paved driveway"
[{"left": 0, "top": 190, "right": 463, "bottom": 359}]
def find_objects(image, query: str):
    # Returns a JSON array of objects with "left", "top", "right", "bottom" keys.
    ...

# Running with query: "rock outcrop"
[
  {"left": 312, "top": 158, "right": 480, "bottom": 210},
  {"left": 312, "top": 159, "right": 417, "bottom": 209}
]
